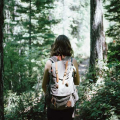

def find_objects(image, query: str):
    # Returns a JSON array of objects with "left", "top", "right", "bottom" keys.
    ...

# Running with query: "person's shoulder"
[
  {"left": 45, "top": 59, "right": 52, "bottom": 70},
  {"left": 46, "top": 59, "right": 52, "bottom": 65}
]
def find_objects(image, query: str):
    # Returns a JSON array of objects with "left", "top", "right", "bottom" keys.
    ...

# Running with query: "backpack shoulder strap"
[
  {"left": 47, "top": 57, "right": 56, "bottom": 84},
  {"left": 62, "top": 61, "right": 68, "bottom": 84},
  {"left": 49, "top": 56, "right": 57, "bottom": 63},
  {"left": 55, "top": 62, "right": 59, "bottom": 83}
]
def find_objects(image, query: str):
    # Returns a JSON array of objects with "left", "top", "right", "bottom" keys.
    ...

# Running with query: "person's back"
[{"left": 42, "top": 35, "right": 80, "bottom": 120}]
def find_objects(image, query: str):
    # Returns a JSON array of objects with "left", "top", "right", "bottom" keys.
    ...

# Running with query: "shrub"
[{"left": 78, "top": 62, "right": 120, "bottom": 120}]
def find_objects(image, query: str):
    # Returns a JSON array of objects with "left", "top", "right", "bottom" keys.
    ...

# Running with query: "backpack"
[{"left": 45, "top": 56, "right": 79, "bottom": 110}]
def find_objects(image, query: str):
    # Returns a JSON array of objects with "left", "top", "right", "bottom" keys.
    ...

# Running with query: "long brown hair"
[{"left": 51, "top": 35, "right": 74, "bottom": 56}]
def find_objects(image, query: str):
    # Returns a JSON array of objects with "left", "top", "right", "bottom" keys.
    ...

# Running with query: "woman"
[{"left": 42, "top": 35, "right": 80, "bottom": 120}]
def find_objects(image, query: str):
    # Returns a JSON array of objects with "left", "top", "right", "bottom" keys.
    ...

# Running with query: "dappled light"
[{"left": 0, "top": 0, "right": 120, "bottom": 120}]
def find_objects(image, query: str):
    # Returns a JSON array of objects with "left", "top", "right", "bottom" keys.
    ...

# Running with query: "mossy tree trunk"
[
  {"left": 0, "top": 0, "right": 4, "bottom": 119},
  {"left": 89, "top": 0, "right": 106, "bottom": 81},
  {"left": 29, "top": 0, "right": 32, "bottom": 79}
]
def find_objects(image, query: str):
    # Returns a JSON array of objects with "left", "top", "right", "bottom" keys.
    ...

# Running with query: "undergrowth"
[{"left": 76, "top": 61, "right": 120, "bottom": 120}]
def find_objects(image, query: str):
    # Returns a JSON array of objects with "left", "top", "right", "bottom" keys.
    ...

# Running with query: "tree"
[
  {"left": 0, "top": 0, "right": 4, "bottom": 119},
  {"left": 89, "top": 0, "right": 107, "bottom": 81},
  {"left": 3, "top": 0, "right": 58, "bottom": 93},
  {"left": 104, "top": 0, "right": 120, "bottom": 44},
  {"left": 104, "top": 0, "right": 120, "bottom": 77},
  {"left": 29, "top": 0, "right": 32, "bottom": 79},
  {"left": 104, "top": 0, "right": 120, "bottom": 63}
]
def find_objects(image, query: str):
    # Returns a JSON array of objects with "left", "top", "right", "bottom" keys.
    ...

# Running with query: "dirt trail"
[{"left": 78, "top": 58, "right": 89, "bottom": 81}]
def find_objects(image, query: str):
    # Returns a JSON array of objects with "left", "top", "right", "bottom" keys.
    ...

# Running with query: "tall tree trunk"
[
  {"left": 89, "top": 0, "right": 106, "bottom": 80},
  {"left": 29, "top": 0, "right": 32, "bottom": 78},
  {"left": 0, "top": 0, "right": 4, "bottom": 119}
]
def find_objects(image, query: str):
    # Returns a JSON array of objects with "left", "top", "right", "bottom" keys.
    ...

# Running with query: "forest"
[{"left": 0, "top": 0, "right": 120, "bottom": 120}]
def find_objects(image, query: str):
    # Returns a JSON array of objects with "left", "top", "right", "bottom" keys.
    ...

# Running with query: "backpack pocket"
[{"left": 50, "top": 95, "right": 71, "bottom": 109}]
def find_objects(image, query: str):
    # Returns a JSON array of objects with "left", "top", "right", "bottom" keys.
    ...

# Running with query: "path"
[{"left": 78, "top": 58, "right": 89, "bottom": 81}]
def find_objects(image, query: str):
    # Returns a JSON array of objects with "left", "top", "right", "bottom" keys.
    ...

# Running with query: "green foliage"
[
  {"left": 104, "top": 0, "right": 120, "bottom": 87},
  {"left": 107, "top": 42, "right": 120, "bottom": 63},
  {"left": 104, "top": 1, "right": 120, "bottom": 44},
  {"left": 4, "top": 90, "right": 46, "bottom": 120},
  {"left": 79, "top": 78, "right": 120, "bottom": 119},
  {"left": 3, "top": 0, "right": 59, "bottom": 118},
  {"left": 3, "top": 0, "right": 58, "bottom": 93},
  {"left": 79, "top": 1, "right": 120, "bottom": 117},
  {"left": 77, "top": 62, "right": 120, "bottom": 120}
]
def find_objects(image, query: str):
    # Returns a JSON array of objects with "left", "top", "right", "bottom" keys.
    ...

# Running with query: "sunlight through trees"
[{"left": 0, "top": 0, "right": 120, "bottom": 119}]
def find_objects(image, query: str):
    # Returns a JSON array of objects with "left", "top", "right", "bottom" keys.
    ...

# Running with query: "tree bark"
[
  {"left": 89, "top": 0, "right": 106, "bottom": 80},
  {"left": 29, "top": 0, "right": 32, "bottom": 78},
  {"left": 0, "top": 0, "right": 4, "bottom": 119}
]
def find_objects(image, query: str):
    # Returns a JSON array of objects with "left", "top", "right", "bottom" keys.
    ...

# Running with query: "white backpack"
[{"left": 45, "top": 56, "right": 79, "bottom": 110}]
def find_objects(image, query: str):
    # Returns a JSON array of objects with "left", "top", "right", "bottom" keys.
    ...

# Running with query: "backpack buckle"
[{"left": 55, "top": 70, "right": 58, "bottom": 74}]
